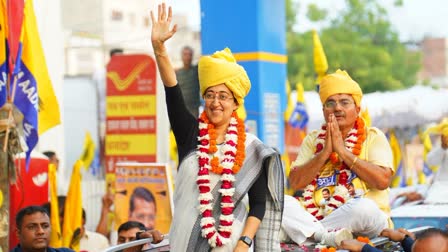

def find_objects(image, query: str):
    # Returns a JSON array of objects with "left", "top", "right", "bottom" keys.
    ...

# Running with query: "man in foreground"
[
  {"left": 11, "top": 205, "right": 73, "bottom": 252},
  {"left": 283, "top": 69, "right": 394, "bottom": 247}
]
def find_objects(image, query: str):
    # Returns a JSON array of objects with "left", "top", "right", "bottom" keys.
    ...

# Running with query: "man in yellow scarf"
[{"left": 281, "top": 70, "right": 394, "bottom": 247}]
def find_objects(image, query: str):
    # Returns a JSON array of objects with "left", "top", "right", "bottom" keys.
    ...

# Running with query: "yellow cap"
[
  {"left": 319, "top": 69, "right": 363, "bottom": 106},
  {"left": 198, "top": 48, "right": 251, "bottom": 105}
]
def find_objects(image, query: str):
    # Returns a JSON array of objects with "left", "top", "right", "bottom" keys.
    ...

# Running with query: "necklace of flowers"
[
  {"left": 303, "top": 117, "right": 366, "bottom": 220},
  {"left": 196, "top": 111, "right": 246, "bottom": 247}
]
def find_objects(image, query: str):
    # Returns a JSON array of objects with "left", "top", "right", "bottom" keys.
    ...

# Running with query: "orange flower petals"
[{"left": 199, "top": 111, "right": 246, "bottom": 175}]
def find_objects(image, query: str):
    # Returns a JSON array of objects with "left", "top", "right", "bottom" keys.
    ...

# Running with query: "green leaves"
[{"left": 286, "top": 0, "right": 421, "bottom": 93}]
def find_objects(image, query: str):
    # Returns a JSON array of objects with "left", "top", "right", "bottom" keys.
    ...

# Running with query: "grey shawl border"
[{"left": 186, "top": 138, "right": 285, "bottom": 251}]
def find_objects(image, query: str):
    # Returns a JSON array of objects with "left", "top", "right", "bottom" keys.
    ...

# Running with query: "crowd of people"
[{"left": 8, "top": 3, "right": 448, "bottom": 252}]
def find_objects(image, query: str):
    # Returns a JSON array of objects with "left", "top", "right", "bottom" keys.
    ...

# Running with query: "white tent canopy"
[{"left": 298, "top": 85, "right": 448, "bottom": 130}]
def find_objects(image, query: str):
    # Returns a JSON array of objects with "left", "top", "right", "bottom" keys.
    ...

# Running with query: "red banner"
[{"left": 9, "top": 154, "right": 49, "bottom": 247}]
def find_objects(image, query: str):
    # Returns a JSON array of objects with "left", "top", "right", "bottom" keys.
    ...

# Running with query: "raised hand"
[
  {"left": 150, "top": 3, "right": 177, "bottom": 51},
  {"left": 137, "top": 229, "right": 164, "bottom": 244}
]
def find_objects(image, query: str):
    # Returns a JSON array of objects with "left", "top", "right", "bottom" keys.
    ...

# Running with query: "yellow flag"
[
  {"left": 281, "top": 151, "right": 294, "bottom": 195},
  {"left": 169, "top": 130, "right": 178, "bottom": 168},
  {"left": 360, "top": 108, "right": 371, "bottom": 127},
  {"left": 22, "top": 0, "right": 60, "bottom": 134},
  {"left": 62, "top": 160, "right": 83, "bottom": 251},
  {"left": 295, "top": 82, "right": 305, "bottom": 103},
  {"left": 425, "top": 117, "right": 448, "bottom": 137},
  {"left": 389, "top": 131, "right": 405, "bottom": 187},
  {"left": 0, "top": 0, "right": 7, "bottom": 107},
  {"left": 80, "top": 132, "right": 96, "bottom": 169},
  {"left": 49, "top": 163, "right": 62, "bottom": 247},
  {"left": 312, "top": 30, "right": 328, "bottom": 84}
]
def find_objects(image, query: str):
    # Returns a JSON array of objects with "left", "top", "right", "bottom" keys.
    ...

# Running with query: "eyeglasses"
[
  {"left": 324, "top": 99, "right": 354, "bottom": 109},
  {"left": 203, "top": 91, "right": 234, "bottom": 102}
]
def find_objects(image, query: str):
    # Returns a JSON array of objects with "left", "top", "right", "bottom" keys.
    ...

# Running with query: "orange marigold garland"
[
  {"left": 303, "top": 117, "right": 366, "bottom": 219},
  {"left": 196, "top": 111, "right": 246, "bottom": 247},
  {"left": 199, "top": 111, "right": 246, "bottom": 174},
  {"left": 357, "top": 236, "right": 372, "bottom": 245}
]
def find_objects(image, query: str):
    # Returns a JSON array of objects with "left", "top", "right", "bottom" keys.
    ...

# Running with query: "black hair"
[
  {"left": 42, "top": 151, "right": 56, "bottom": 159},
  {"left": 322, "top": 188, "right": 330, "bottom": 193},
  {"left": 182, "top": 45, "right": 194, "bottom": 54},
  {"left": 41, "top": 202, "right": 51, "bottom": 215},
  {"left": 16, "top": 205, "right": 49, "bottom": 230},
  {"left": 118, "top": 221, "right": 146, "bottom": 233},
  {"left": 41, "top": 196, "right": 67, "bottom": 218},
  {"left": 416, "top": 228, "right": 448, "bottom": 240},
  {"left": 129, "top": 187, "right": 156, "bottom": 214},
  {"left": 110, "top": 48, "right": 123, "bottom": 57}
]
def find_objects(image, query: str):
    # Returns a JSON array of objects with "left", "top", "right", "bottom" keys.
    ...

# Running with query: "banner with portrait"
[
  {"left": 114, "top": 162, "right": 173, "bottom": 233},
  {"left": 405, "top": 143, "right": 424, "bottom": 186}
]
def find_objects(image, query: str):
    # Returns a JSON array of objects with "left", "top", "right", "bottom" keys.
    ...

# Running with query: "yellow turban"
[
  {"left": 425, "top": 118, "right": 448, "bottom": 137},
  {"left": 198, "top": 48, "right": 251, "bottom": 105},
  {"left": 319, "top": 69, "right": 363, "bottom": 106}
]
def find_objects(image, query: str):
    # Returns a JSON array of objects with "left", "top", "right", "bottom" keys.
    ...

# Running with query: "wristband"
[
  {"left": 239, "top": 236, "right": 252, "bottom": 247},
  {"left": 402, "top": 234, "right": 410, "bottom": 241},
  {"left": 350, "top": 156, "right": 358, "bottom": 169}
]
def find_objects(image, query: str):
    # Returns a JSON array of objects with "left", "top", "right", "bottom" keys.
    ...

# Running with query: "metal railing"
[
  {"left": 103, "top": 226, "right": 434, "bottom": 252},
  {"left": 371, "top": 226, "right": 433, "bottom": 247},
  {"left": 103, "top": 235, "right": 170, "bottom": 252}
]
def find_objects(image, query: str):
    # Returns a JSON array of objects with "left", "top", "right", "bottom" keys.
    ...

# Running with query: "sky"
[{"left": 170, "top": 0, "right": 448, "bottom": 42}]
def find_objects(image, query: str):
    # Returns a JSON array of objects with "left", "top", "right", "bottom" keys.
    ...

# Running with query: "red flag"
[{"left": 6, "top": 0, "right": 24, "bottom": 74}]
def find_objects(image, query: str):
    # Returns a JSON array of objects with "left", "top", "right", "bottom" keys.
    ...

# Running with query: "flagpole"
[
  {"left": 2, "top": 75, "right": 18, "bottom": 152},
  {"left": 0, "top": 103, "right": 10, "bottom": 251}
]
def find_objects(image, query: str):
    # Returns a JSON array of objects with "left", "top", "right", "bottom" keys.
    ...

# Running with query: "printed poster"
[
  {"left": 405, "top": 143, "right": 424, "bottom": 185},
  {"left": 114, "top": 162, "right": 173, "bottom": 234}
]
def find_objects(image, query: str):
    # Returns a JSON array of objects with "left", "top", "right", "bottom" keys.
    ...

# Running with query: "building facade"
[{"left": 419, "top": 37, "right": 448, "bottom": 88}]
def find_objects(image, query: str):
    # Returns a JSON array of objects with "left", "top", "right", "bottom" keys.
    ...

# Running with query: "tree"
[{"left": 286, "top": 0, "right": 421, "bottom": 93}]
